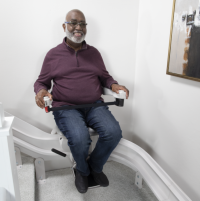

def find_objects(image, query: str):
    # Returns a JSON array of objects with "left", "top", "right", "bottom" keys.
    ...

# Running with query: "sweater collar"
[{"left": 63, "top": 37, "right": 87, "bottom": 51}]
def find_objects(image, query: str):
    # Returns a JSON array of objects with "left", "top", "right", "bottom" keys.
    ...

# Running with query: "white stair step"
[{"left": 17, "top": 153, "right": 35, "bottom": 201}]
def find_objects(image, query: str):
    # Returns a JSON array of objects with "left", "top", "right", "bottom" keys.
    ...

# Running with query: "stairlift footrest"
[{"left": 72, "top": 167, "right": 100, "bottom": 189}]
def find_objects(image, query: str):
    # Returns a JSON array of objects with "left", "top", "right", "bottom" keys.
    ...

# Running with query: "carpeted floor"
[
  {"left": 17, "top": 153, "right": 35, "bottom": 201},
  {"left": 36, "top": 161, "right": 158, "bottom": 201}
]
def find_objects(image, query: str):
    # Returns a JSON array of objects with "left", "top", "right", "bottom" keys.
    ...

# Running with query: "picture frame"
[{"left": 167, "top": 0, "right": 200, "bottom": 82}]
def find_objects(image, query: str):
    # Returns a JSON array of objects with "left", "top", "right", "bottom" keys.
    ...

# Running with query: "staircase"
[
  {"left": 17, "top": 154, "right": 158, "bottom": 201},
  {"left": 17, "top": 153, "right": 35, "bottom": 201},
  {"left": 1, "top": 107, "right": 192, "bottom": 201}
]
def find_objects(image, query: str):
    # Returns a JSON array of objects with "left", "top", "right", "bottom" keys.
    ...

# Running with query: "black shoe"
[
  {"left": 75, "top": 169, "right": 88, "bottom": 193},
  {"left": 88, "top": 164, "right": 109, "bottom": 187}
]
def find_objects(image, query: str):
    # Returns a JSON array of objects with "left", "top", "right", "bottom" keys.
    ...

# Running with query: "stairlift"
[
  {"left": 0, "top": 87, "right": 192, "bottom": 201},
  {"left": 42, "top": 87, "right": 126, "bottom": 189}
]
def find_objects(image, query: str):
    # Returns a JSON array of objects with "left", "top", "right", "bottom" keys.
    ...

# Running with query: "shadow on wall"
[
  {"left": 101, "top": 49, "right": 134, "bottom": 126},
  {"left": 6, "top": 80, "right": 55, "bottom": 133},
  {"left": 131, "top": 107, "right": 197, "bottom": 200},
  {"left": 5, "top": 50, "right": 55, "bottom": 132},
  {"left": 170, "top": 74, "right": 200, "bottom": 88},
  {"left": 131, "top": 51, "right": 197, "bottom": 200}
]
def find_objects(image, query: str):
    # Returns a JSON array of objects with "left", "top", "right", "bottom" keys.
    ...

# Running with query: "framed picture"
[{"left": 167, "top": 0, "right": 200, "bottom": 82}]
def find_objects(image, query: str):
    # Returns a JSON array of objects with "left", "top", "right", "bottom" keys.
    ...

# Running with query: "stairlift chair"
[{"left": 43, "top": 87, "right": 126, "bottom": 189}]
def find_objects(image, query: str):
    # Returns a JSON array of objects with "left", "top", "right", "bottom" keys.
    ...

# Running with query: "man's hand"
[
  {"left": 35, "top": 89, "right": 53, "bottom": 109},
  {"left": 111, "top": 84, "right": 129, "bottom": 99}
]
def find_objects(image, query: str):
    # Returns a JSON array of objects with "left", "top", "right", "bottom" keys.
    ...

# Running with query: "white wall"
[
  {"left": 2, "top": 0, "right": 198, "bottom": 200},
  {"left": 133, "top": 0, "right": 200, "bottom": 200},
  {"left": 0, "top": 0, "right": 139, "bottom": 139}
]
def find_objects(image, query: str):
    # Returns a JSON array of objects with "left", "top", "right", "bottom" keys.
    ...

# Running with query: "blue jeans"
[{"left": 53, "top": 100, "right": 122, "bottom": 176}]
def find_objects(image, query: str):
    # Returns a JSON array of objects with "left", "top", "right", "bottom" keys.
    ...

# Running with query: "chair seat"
[
  {"left": 88, "top": 127, "right": 98, "bottom": 136},
  {"left": 52, "top": 125, "right": 99, "bottom": 153},
  {"left": 52, "top": 125, "right": 98, "bottom": 137}
]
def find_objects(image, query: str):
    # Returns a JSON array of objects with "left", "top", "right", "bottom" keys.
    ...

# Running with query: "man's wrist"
[
  {"left": 111, "top": 83, "right": 118, "bottom": 90},
  {"left": 36, "top": 88, "right": 48, "bottom": 95}
]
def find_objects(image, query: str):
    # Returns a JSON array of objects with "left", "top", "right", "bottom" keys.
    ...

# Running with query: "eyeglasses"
[{"left": 65, "top": 21, "right": 87, "bottom": 28}]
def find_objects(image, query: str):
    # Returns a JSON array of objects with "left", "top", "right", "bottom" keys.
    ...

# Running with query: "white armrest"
[
  {"left": 103, "top": 88, "right": 126, "bottom": 99},
  {"left": 44, "top": 88, "right": 126, "bottom": 108},
  {"left": 44, "top": 96, "right": 53, "bottom": 107}
]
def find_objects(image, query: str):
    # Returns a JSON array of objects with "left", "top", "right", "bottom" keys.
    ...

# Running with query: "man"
[{"left": 34, "top": 9, "right": 129, "bottom": 193}]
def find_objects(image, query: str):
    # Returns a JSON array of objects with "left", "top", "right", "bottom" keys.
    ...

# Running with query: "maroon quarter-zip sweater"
[{"left": 34, "top": 37, "right": 118, "bottom": 107}]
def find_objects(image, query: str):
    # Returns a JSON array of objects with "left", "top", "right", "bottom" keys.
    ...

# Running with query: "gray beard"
[{"left": 65, "top": 29, "right": 86, "bottom": 43}]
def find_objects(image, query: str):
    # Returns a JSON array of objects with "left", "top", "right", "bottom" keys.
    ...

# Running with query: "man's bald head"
[
  {"left": 63, "top": 9, "right": 87, "bottom": 44},
  {"left": 65, "top": 9, "right": 86, "bottom": 22}
]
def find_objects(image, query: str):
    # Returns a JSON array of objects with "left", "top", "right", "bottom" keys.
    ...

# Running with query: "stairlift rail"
[
  {"left": 0, "top": 110, "right": 192, "bottom": 200},
  {"left": 0, "top": 87, "right": 192, "bottom": 201}
]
